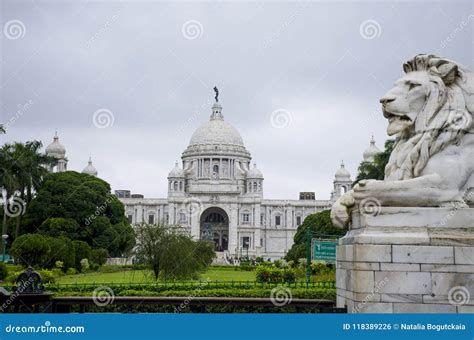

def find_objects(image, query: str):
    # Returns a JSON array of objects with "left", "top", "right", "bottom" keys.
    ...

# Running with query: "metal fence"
[{"left": 42, "top": 280, "right": 336, "bottom": 291}]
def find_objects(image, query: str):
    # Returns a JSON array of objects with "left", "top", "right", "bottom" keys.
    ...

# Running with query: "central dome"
[{"left": 188, "top": 102, "right": 244, "bottom": 146}]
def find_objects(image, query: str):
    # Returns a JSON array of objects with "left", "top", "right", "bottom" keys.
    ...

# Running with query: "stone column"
[
  {"left": 190, "top": 206, "right": 200, "bottom": 239},
  {"left": 229, "top": 204, "right": 238, "bottom": 256},
  {"left": 254, "top": 204, "right": 261, "bottom": 254}
]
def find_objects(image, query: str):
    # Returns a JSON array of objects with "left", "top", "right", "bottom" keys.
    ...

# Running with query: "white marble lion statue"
[{"left": 331, "top": 54, "right": 474, "bottom": 228}]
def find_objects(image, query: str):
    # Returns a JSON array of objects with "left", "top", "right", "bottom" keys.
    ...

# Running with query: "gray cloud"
[{"left": 1, "top": 0, "right": 473, "bottom": 199}]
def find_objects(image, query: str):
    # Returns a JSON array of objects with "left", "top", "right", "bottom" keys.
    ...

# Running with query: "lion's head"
[{"left": 382, "top": 54, "right": 473, "bottom": 180}]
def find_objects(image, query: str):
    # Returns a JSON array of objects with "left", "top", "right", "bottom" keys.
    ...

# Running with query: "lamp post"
[{"left": 2, "top": 234, "right": 8, "bottom": 263}]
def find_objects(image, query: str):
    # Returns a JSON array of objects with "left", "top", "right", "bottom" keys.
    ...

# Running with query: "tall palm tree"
[
  {"left": 0, "top": 143, "right": 19, "bottom": 253},
  {"left": 0, "top": 141, "right": 54, "bottom": 241}
]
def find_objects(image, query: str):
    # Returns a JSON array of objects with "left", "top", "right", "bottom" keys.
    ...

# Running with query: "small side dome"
[
  {"left": 363, "top": 135, "right": 381, "bottom": 162},
  {"left": 45, "top": 132, "right": 66, "bottom": 159},
  {"left": 168, "top": 161, "right": 185, "bottom": 178},
  {"left": 82, "top": 157, "right": 98, "bottom": 176},
  {"left": 247, "top": 163, "right": 263, "bottom": 179},
  {"left": 335, "top": 161, "right": 351, "bottom": 180}
]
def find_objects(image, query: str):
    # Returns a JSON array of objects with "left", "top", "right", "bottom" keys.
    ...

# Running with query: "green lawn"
[{"left": 56, "top": 267, "right": 256, "bottom": 284}]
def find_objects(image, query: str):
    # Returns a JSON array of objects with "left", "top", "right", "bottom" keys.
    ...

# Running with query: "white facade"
[{"left": 119, "top": 100, "right": 351, "bottom": 259}]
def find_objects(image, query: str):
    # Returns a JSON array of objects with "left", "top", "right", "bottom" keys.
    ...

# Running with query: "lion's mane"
[{"left": 385, "top": 54, "right": 474, "bottom": 181}]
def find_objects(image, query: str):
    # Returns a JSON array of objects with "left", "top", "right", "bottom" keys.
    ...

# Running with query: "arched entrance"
[{"left": 200, "top": 207, "right": 229, "bottom": 251}]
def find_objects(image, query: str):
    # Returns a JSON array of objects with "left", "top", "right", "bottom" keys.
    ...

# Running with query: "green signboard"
[{"left": 311, "top": 239, "right": 337, "bottom": 262}]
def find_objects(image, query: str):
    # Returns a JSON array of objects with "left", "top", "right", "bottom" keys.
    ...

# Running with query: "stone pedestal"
[{"left": 336, "top": 207, "right": 474, "bottom": 313}]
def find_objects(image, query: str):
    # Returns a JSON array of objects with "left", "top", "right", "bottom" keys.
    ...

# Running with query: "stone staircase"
[{"left": 212, "top": 251, "right": 233, "bottom": 265}]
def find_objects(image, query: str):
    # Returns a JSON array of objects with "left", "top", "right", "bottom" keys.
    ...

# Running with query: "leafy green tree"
[
  {"left": 22, "top": 171, "right": 135, "bottom": 256},
  {"left": 134, "top": 223, "right": 215, "bottom": 280},
  {"left": 194, "top": 241, "right": 216, "bottom": 267},
  {"left": 72, "top": 240, "right": 92, "bottom": 271},
  {"left": 353, "top": 139, "right": 395, "bottom": 185},
  {"left": 39, "top": 218, "right": 81, "bottom": 239},
  {"left": 10, "top": 233, "right": 51, "bottom": 267},
  {"left": 285, "top": 210, "right": 347, "bottom": 263}
]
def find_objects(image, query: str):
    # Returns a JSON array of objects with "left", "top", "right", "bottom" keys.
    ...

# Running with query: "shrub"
[
  {"left": 44, "top": 236, "right": 75, "bottom": 270},
  {"left": 255, "top": 266, "right": 296, "bottom": 283},
  {"left": 282, "top": 269, "right": 296, "bottom": 283},
  {"left": 0, "top": 263, "right": 8, "bottom": 281},
  {"left": 80, "top": 258, "right": 90, "bottom": 273},
  {"left": 66, "top": 268, "right": 77, "bottom": 275},
  {"left": 10, "top": 234, "right": 50, "bottom": 267},
  {"left": 310, "top": 261, "right": 335, "bottom": 276},
  {"left": 89, "top": 261, "right": 100, "bottom": 272},
  {"left": 72, "top": 241, "right": 91, "bottom": 271},
  {"left": 239, "top": 265, "right": 253, "bottom": 271},
  {"left": 91, "top": 248, "right": 108, "bottom": 266},
  {"left": 37, "top": 269, "right": 56, "bottom": 284},
  {"left": 51, "top": 268, "right": 63, "bottom": 277}
]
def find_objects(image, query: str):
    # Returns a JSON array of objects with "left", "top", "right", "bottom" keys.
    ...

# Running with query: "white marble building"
[
  {"left": 116, "top": 100, "right": 368, "bottom": 259},
  {"left": 44, "top": 102, "right": 380, "bottom": 259}
]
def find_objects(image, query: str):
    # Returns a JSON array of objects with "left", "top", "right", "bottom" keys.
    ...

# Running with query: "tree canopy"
[
  {"left": 134, "top": 223, "right": 216, "bottom": 280},
  {"left": 285, "top": 210, "right": 347, "bottom": 263},
  {"left": 353, "top": 139, "right": 395, "bottom": 185},
  {"left": 22, "top": 171, "right": 135, "bottom": 256}
]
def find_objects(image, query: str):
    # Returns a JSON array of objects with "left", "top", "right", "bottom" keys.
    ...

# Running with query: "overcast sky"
[{"left": 1, "top": 0, "right": 473, "bottom": 200}]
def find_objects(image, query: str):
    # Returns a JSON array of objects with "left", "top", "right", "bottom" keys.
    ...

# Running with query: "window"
[
  {"left": 127, "top": 215, "right": 133, "bottom": 224},
  {"left": 173, "top": 182, "right": 178, "bottom": 191},
  {"left": 296, "top": 216, "right": 302, "bottom": 226},
  {"left": 180, "top": 213, "right": 187, "bottom": 222},
  {"left": 260, "top": 214, "right": 265, "bottom": 225},
  {"left": 148, "top": 214, "right": 155, "bottom": 224},
  {"left": 242, "top": 236, "right": 250, "bottom": 249},
  {"left": 242, "top": 213, "right": 250, "bottom": 223},
  {"left": 165, "top": 213, "right": 169, "bottom": 223},
  {"left": 275, "top": 215, "right": 281, "bottom": 226},
  {"left": 253, "top": 182, "right": 257, "bottom": 192}
]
